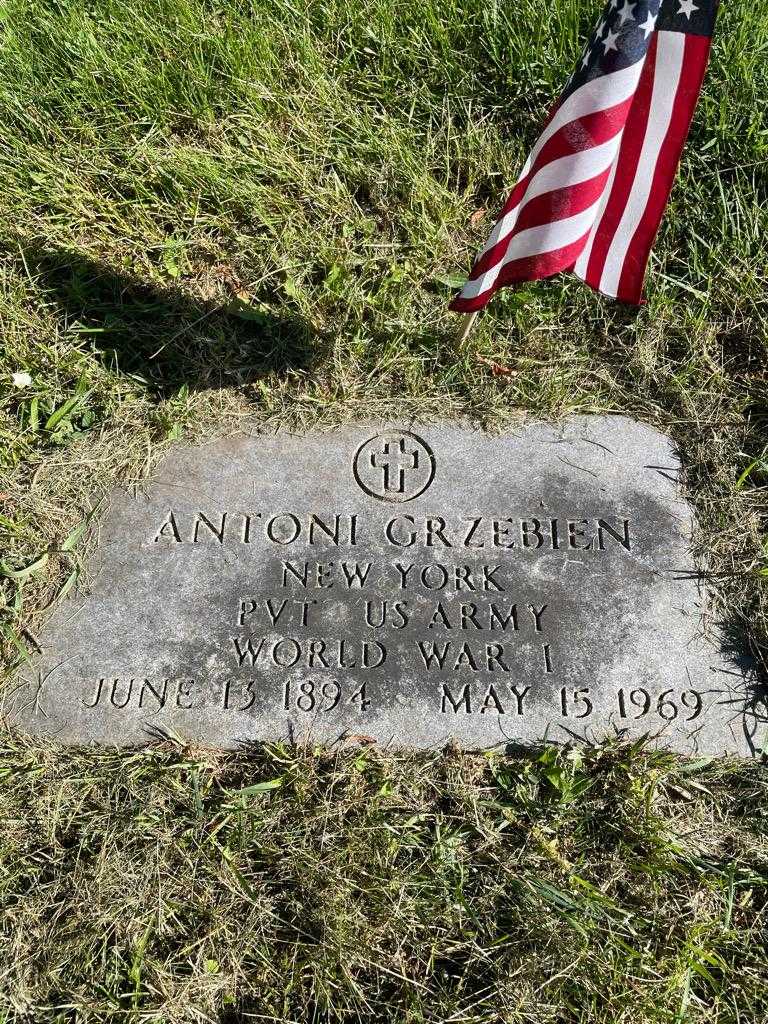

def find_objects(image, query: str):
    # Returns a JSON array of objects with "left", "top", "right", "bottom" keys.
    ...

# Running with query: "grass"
[
  {"left": 0, "top": 0, "right": 767, "bottom": 1020},
  {"left": 1, "top": 741, "right": 767, "bottom": 1022}
]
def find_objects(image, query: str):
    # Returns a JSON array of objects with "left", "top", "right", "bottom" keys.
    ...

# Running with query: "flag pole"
[{"left": 456, "top": 311, "right": 478, "bottom": 346}]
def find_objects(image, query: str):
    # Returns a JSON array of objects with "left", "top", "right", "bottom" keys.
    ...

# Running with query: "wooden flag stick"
[{"left": 456, "top": 311, "right": 478, "bottom": 346}]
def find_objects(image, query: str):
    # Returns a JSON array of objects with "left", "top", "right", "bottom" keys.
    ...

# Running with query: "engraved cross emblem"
[
  {"left": 353, "top": 429, "right": 435, "bottom": 503},
  {"left": 370, "top": 438, "right": 419, "bottom": 495}
]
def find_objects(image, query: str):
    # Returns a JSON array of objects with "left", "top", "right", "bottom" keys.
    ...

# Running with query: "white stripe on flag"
[
  {"left": 458, "top": 199, "right": 604, "bottom": 300},
  {"left": 597, "top": 32, "right": 686, "bottom": 296},
  {"left": 572, "top": 132, "right": 625, "bottom": 278}
]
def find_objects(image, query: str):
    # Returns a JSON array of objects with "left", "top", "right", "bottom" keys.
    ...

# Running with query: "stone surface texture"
[{"left": 4, "top": 417, "right": 762, "bottom": 754}]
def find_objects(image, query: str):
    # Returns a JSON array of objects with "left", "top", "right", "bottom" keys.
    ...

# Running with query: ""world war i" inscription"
[{"left": 4, "top": 418, "right": 763, "bottom": 754}]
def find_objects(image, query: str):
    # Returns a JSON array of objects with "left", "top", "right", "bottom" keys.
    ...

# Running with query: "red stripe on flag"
[
  {"left": 505, "top": 166, "right": 614, "bottom": 237},
  {"left": 615, "top": 33, "right": 712, "bottom": 302},
  {"left": 582, "top": 34, "right": 659, "bottom": 289}
]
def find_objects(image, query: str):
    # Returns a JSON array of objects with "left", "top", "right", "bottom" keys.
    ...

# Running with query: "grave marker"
[{"left": 4, "top": 418, "right": 762, "bottom": 754}]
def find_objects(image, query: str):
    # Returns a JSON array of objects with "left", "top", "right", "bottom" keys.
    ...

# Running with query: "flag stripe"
[
  {"left": 520, "top": 58, "right": 647, "bottom": 172},
  {"left": 575, "top": 34, "right": 660, "bottom": 285},
  {"left": 457, "top": 171, "right": 614, "bottom": 307},
  {"left": 516, "top": 60, "right": 647, "bottom": 181},
  {"left": 491, "top": 235, "right": 593, "bottom": 288},
  {"left": 570, "top": 132, "right": 625, "bottom": 282},
  {"left": 598, "top": 31, "right": 686, "bottom": 296},
  {"left": 616, "top": 32, "right": 712, "bottom": 301},
  {"left": 470, "top": 132, "right": 626, "bottom": 277},
  {"left": 511, "top": 165, "right": 615, "bottom": 237},
  {"left": 453, "top": 237, "right": 594, "bottom": 312},
  {"left": 473, "top": 96, "right": 636, "bottom": 271},
  {"left": 458, "top": 199, "right": 605, "bottom": 300}
]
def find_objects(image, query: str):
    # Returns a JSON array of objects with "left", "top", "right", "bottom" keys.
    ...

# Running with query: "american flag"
[{"left": 450, "top": 0, "right": 718, "bottom": 311}]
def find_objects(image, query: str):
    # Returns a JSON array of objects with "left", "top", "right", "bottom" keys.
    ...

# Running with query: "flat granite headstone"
[{"left": 4, "top": 417, "right": 764, "bottom": 754}]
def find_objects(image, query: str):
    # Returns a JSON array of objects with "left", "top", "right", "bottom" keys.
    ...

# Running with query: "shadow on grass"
[
  {"left": 18, "top": 241, "right": 473, "bottom": 416},
  {"left": 19, "top": 243, "right": 321, "bottom": 398},
  {"left": 716, "top": 622, "right": 768, "bottom": 757}
]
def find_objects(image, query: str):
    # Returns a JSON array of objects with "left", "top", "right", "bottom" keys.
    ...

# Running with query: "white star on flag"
[
  {"left": 640, "top": 11, "right": 656, "bottom": 37},
  {"left": 617, "top": 1, "right": 635, "bottom": 25},
  {"left": 678, "top": 0, "right": 698, "bottom": 17},
  {"left": 603, "top": 29, "right": 620, "bottom": 52}
]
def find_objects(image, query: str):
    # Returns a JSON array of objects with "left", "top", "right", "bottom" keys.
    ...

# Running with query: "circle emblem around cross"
[{"left": 353, "top": 430, "right": 436, "bottom": 502}]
